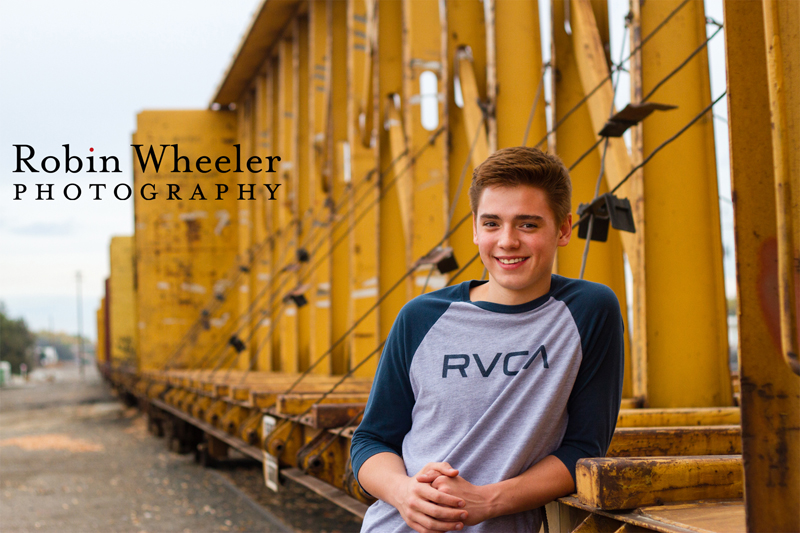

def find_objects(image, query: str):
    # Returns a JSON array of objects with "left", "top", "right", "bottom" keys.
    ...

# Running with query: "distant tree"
[{"left": 0, "top": 302, "right": 36, "bottom": 373}]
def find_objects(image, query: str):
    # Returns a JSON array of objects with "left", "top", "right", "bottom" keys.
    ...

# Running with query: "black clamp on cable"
[
  {"left": 215, "top": 293, "right": 226, "bottom": 302},
  {"left": 283, "top": 285, "right": 310, "bottom": 308},
  {"left": 598, "top": 102, "right": 677, "bottom": 137},
  {"left": 415, "top": 246, "right": 459, "bottom": 274},
  {"left": 577, "top": 193, "right": 636, "bottom": 242},
  {"left": 229, "top": 335, "right": 246, "bottom": 353},
  {"left": 296, "top": 248, "right": 310, "bottom": 263},
  {"left": 239, "top": 265, "right": 250, "bottom": 273}
]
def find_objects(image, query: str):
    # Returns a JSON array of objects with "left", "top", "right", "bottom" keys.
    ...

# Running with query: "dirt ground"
[{"left": 0, "top": 364, "right": 362, "bottom": 533}]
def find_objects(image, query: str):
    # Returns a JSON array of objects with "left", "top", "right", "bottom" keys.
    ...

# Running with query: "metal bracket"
[
  {"left": 598, "top": 102, "right": 677, "bottom": 137},
  {"left": 577, "top": 193, "right": 636, "bottom": 242},
  {"left": 415, "top": 246, "right": 459, "bottom": 274}
]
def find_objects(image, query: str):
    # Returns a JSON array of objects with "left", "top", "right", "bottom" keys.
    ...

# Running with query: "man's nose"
[{"left": 498, "top": 226, "right": 519, "bottom": 248}]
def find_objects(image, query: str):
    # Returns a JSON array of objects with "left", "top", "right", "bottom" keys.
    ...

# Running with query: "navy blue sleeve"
[
  {"left": 350, "top": 289, "right": 456, "bottom": 491},
  {"left": 551, "top": 280, "right": 624, "bottom": 484}
]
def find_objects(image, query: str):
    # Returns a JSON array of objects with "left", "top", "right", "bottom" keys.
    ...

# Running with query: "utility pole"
[{"left": 76, "top": 271, "right": 84, "bottom": 379}]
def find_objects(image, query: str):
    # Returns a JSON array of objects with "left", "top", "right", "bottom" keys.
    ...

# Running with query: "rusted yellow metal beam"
[
  {"left": 493, "top": 0, "right": 547, "bottom": 149},
  {"left": 403, "top": 0, "right": 449, "bottom": 297},
  {"left": 724, "top": 0, "right": 800, "bottom": 529},
  {"left": 308, "top": 0, "right": 332, "bottom": 375},
  {"left": 237, "top": 92, "right": 255, "bottom": 372},
  {"left": 297, "top": 15, "right": 312, "bottom": 372},
  {"left": 330, "top": 0, "right": 350, "bottom": 375},
  {"left": 377, "top": 0, "right": 409, "bottom": 346},
  {"left": 762, "top": 0, "right": 800, "bottom": 377},
  {"left": 348, "top": 0, "right": 380, "bottom": 377},
  {"left": 564, "top": 0, "right": 648, "bottom": 401},
  {"left": 445, "top": 0, "right": 488, "bottom": 287},
  {"left": 637, "top": 0, "right": 731, "bottom": 408},
  {"left": 576, "top": 455, "right": 743, "bottom": 510},
  {"left": 616, "top": 407, "right": 740, "bottom": 427},
  {"left": 276, "top": 393, "right": 372, "bottom": 415},
  {"left": 109, "top": 236, "right": 138, "bottom": 369},
  {"left": 278, "top": 31, "right": 299, "bottom": 373},
  {"left": 253, "top": 69, "right": 274, "bottom": 372},
  {"left": 96, "top": 298, "right": 107, "bottom": 366},
  {"left": 607, "top": 426, "right": 741, "bottom": 457}
]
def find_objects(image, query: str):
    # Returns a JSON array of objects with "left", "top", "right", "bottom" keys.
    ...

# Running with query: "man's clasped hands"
[{"left": 391, "top": 462, "right": 496, "bottom": 533}]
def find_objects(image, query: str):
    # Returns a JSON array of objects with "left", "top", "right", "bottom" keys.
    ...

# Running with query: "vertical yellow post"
[
  {"left": 762, "top": 0, "right": 800, "bottom": 377},
  {"left": 330, "top": 0, "right": 350, "bottom": 374},
  {"left": 237, "top": 93, "right": 254, "bottom": 373},
  {"left": 348, "top": 0, "right": 380, "bottom": 377},
  {"left": 308, "top": 0, "right": 332, "bottom": 375},
  {"left": 552, "top": 0, "right": 632, "bottom": 398},
  {"left": 109, "top": 236, "right": 138, "bottom": 370},
  {"left": 96, "top": 298, "right": 107, "bottom": 367},
  {"left": 444, "top": 0, "right": 487, "bottom": 285},
  {"left": 296, "top": 15, "right": 312, "bottom": 372},
  {"left": 377, "top": 0, "right": 409, "bottom": 346},
  {"left": 278, "top": 32, "right": 299, "bottom": 374},
  {"left": 639, "top": 0, "right": 731, "bottom": 407},
  {"left": 253, "top": 71, "right": 274, "bottom": 372},
  {"left": 493, "top": 0, "right": 547, "bottom": 150},
  {"left": 403, "top": 0, "right": 449, "bottom": 297},
  {"left": 269, "top": 57, "right": 283, "bottom": 372},
  {"left": 724, "top": 0, "right": 800, "bottom": 529},
  {"left": 628, "top": 0, "right": 648, "bottom": 402}
]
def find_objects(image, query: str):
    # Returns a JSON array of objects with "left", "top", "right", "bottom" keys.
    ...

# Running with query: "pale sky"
[
  {"left": 0, "top": 0, "right": 263, "bottom": 339},
  {"left": 0, "top": 0, "right": 732, "bottom": 342}
]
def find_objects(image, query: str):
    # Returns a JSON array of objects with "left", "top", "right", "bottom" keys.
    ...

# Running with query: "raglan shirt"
[{"left": 350, "top": 275, "right": 624, "bottom": 533}]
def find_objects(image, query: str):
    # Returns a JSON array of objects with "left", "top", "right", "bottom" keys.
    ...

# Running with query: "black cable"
[
  {"left": 231, "top": 127, "right": 448, "bottom": 383},
  {"left": 610, "top": 91, "right": 727, "bottom": 195},
  {"left": 641, "top": 25, "right": 723, "bottom": 103},
  {"left": 522, "top": 63, "right": 549, "bottom": 147},
  {"left": 183, "top": 132, "right": 430, "bottom": 376},
  {"left": 578, "top": 21, "right": 629, "bottom": 279},
  {"left": 277, "top": 249, "right": 483, "bottom": 454},
  {"left": 531, "top": 0, "right": 693, "bottom": 150}
]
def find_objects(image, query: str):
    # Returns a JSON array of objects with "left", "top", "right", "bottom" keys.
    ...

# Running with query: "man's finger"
[
  {"left": 425, "top": 484, "right": 466, "bottom": 508},
  {"left": 415, "top": 462, "right": 458, "bottom": 483},
  {"left": 415, "top": 484, "right": 465, "bottom": 510},
  {"left": 410, "top": 506, "right": 466, "bottom": 531}
]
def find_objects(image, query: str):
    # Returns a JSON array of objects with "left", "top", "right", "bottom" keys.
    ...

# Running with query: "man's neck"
[{"left": 468, "top": 276, "right": 553, "bottom": 306}]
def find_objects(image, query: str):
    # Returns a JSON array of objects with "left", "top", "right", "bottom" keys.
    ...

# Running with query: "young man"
[{"left": 350, "top": 147, "right": 624, "bottom": 532}]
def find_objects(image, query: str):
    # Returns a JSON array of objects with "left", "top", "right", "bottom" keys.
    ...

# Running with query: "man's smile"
[{"left": 496, "top": 256, "right": 529, "bottom": 267}]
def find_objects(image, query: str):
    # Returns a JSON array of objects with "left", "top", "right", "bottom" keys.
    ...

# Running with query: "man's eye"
[
  {"left": 483, "top": 222, "right": 498, "bottom": 227},
  {"left": 521, "top": 223, "right": 538, "bottom": 229}
]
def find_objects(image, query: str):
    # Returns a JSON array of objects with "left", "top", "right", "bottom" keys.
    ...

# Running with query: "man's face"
[{"left": 472, "top": 184, "right": 572, "bottom": 305}]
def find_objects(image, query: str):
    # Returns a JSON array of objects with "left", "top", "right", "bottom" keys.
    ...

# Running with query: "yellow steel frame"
[
  {"left": 403, "top": 0, "right": 449, "bottom": 298},
  {"left": 348, "top": 0, "right": 380, "bottom": 377},
  {"left": 113, "top": 1, "right": 800, "bottom": 527},
  {"left": 552, "top": 0, "right": 633, "bottom": 399},
  {"left": 109, "top": 236, "right": 138, "bottom": 369},
  {"left": 376, "top": 0, "right": 409, "bottom": 350},
  {"left": 724, "top": 0, "right": 800, "bottom": 529},
  {"left": 637, "top": 0, "right": 731, "bottom": 408},
  {"left": 308, "top": 0, "right": 332, "bottom": 375}
]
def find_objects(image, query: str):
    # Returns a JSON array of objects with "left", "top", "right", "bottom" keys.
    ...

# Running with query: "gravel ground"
[{"left": 0, "top": 364, "right": 363, "bottom": 533}]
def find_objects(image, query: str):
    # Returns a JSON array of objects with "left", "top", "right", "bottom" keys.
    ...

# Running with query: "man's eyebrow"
[{"left": 478, "top": 213, "right": 545, "bottom": 221}]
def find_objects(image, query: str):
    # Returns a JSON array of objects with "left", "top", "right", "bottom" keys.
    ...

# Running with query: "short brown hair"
[{"left": 469, "top": 147, "right": 572, "bottom": 223}]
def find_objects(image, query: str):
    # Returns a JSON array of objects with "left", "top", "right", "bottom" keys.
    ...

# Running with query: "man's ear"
[
  {"left": 472, "top": 212, "right": 478, "bottom": 245},
  {"left": 558, "top": 213, "right": 572, "bottom": 246}
]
